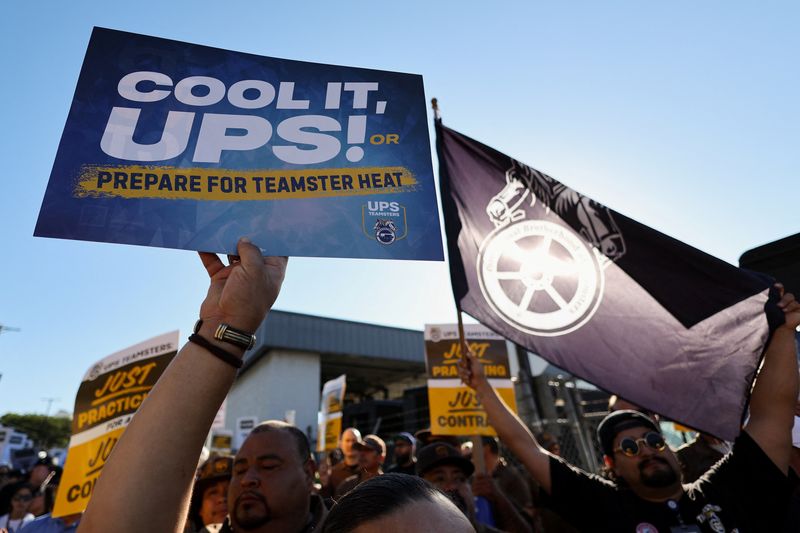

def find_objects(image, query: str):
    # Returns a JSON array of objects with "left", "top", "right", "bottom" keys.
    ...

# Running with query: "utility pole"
[{"left": 41, "top": 397, "right": 59, "bottom": 416}]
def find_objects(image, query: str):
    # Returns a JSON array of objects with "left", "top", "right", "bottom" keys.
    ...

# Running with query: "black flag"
[{"left": 436, "top": 120, "right": 783, "bottom": 440}]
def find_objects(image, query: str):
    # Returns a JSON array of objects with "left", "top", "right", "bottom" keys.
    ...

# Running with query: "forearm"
[
  {"left": 475, "top": 382, "right": 551, "bottom": 493},
  {"left": 80, "top": 328, "right": 241, "bottom": 533},
  {"left": 744, "top": 326, "right": 799, "bottom": 473},
  {"left": 750, "top": 328, "right": 799, "bottom": 417}
]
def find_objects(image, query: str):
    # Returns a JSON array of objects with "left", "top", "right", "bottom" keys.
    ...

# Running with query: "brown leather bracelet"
[{"left": 188, "top": 333, "right": 243, "bottom": 369}]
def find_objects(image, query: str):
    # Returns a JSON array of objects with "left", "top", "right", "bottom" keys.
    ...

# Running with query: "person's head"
[
  {"left": 322, "top": 473, "right": 474, "bottom": 533},
  {"left": 480, "top": 436, "right": 499, "bottom": 471},
  {"left": 340, "top": 428, "right": 362, "bottom": 461},
  {"left": 597, "top": 410, "right": 681, "bottom": 496},
  {"left": 28, "top": 460, "right": 53, "bottom": 487},
  {"left": 353, "top": 435, "right": 386, "bottom": 473},
  {"left": 392, "top": 433, "right": 416, "bottom": 465},
  {"left": 8, "top": 482, "right": 34, "bottom": 518},
  {"left": 190, "top": 455, "right": 233, "bottom": 527},
  {"left": 537, "top": 432, "right": 561, "bottom": 456},
  {"left": 28, "top": 482, "right": 57, "bottom": 517},
  {"left": 229, "top": 420, "right": 315, "bottom": 532},
  {"left": 417, "top": 443, "right": 476, "bottom": 523}
]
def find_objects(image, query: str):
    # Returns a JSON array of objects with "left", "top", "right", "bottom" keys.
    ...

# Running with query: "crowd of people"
[
  {"left": 0, "top": 457, "right": 61, "bottom": 532},
  {"left": 2, "top": 240, "right": 798, "bottom": 532}
]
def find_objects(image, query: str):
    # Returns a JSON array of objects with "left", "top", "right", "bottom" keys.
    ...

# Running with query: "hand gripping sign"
[
  {"left": 424, "top": 324, "right": 518, "bottom": 436},
  {"left": 35, "top": 27, "right": 443, "bottom": 261},
  {"left": 53, "top": 331, "right": 178, "bottom": 518}
]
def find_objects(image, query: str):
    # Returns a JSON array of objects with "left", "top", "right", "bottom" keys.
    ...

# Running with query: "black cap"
[
  {"left": 353, "top": 434, "right": 386, "bottom": 455},
  {"left": 416, "top": 443, "right": 474, "bottom": 477},
  {"left": 597, "top": 410, "right": 660, "bottom": 456}
]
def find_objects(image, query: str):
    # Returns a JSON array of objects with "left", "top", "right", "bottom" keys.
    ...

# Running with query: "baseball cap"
[
  {"left": 196, "top": 455, "right": 233, "bottom": 485},
  {"left": 393, "top": 432, "right": 416, "bottom": 446},
  {"left": 416, "top": 443, "right": 475, "bottom": 477},
  {"left": 354, "top": 434, "right": 386, "bottom": 455},
  {"left": 597, "top": 409, "right": 660, "bottom": 456}
]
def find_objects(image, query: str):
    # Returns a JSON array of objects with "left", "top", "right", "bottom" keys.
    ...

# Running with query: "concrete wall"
[{"left": 226, "top": 349, "right": 321, "bottom": 449}]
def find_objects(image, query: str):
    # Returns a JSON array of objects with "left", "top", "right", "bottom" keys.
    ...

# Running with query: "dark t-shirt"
[
  {"left": 547, "top": 431, "right": 794, "bottom": 532},
  {"left": 386, "top": 461, "right": 417, "bottom": 476}
]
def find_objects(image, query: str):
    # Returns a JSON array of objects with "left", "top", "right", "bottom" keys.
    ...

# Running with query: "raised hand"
[
  {"left": 198, "top": 238, "right": 287, "bottom": 333},
  {"left": 775, "top": 284, "right": 800, "bottom": 332},
  {"left": 457, "top": 344, "right": 488, "bottom": 391}
]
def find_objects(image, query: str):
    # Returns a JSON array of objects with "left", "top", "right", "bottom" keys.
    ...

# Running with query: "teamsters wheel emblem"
[{"left": 477, "top": 220, "right": 605, "bottom": 337}]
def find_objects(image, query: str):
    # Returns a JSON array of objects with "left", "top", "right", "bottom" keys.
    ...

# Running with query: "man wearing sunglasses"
[{"left": 459, "top": 288, "right": 800, "bottom": 532}]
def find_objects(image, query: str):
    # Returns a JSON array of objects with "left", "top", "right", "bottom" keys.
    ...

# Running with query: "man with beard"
[
  {"left": 458, "top": 287, "right": 800, "bottom": 532},
  {"left": 386, "top": 433, "right": 417, "bottom": 476},
  {"left": 220, "top": 421, "right": 326, "bottom": 532},
  {"left": 334, "top": 434, "right": 385, "bottom": 497}
]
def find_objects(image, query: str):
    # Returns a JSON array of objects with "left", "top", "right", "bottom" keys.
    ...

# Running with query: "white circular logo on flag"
[{"left": 477, "top": 220, "right": 604, "bottom": 336}]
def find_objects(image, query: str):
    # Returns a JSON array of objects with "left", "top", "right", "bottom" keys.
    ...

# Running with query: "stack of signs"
[
  {"left": 316, "top": 375, "right": 346, "bottom": 452},
  {"left": 424, "top": 324, "right": 517, "bottom": 436},
  {"left": 34, "top": 27, "right": 443, "bottom": 261},
  {"left": 53, "top": 331, "right": 178, "bottom": 518}
]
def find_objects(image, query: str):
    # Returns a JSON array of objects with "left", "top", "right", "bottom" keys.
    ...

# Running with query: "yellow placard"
[
  {"left": 53, "top": 428, "right": 125, "bottom": 517},
  {"left": 321, "top": 414, "right": 343, "bottom": 452},
  {"left": 211, "top": 433, "right": 233, "bottom": 451},
  {"left": 52, "top": 331, "right": 178, "bottom": 518},
  {"left": 317, "top": 375, "right": 346, "bottom": 452},
  {"left": 427, "top": 385, "right": 518, "bottom": 436}
]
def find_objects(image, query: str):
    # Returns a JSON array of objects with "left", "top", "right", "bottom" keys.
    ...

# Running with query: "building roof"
[{"left": 241, "top": 310, "right": 425, "bottom": 373}]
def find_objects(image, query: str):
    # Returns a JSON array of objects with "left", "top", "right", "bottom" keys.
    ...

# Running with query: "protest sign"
[
  {"left": 53, "top": 331, "right": 178, "bottom": 518},
  {"left": 316, "top": 374, "right": 346, "bottom": 452},
  {"left": 234, "top": 416, "right": 258, "bottom": 451},
  {"left": 211, "top": 430, "right": 233, "bottom": 453},
  {"left": 35, "top": 27, "right": 443, "bottom": 261},
  {"left": 424, "top": 324, "right": 517, "bottom": 436}
]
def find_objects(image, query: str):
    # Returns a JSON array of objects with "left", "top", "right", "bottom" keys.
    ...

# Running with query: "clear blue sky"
[{"left": 1, "top": 1, "right": 797, "bottom": 416}]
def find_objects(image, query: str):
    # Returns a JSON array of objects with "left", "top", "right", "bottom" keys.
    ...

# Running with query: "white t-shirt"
[{"left": 0, "top": 512, "right": 34, "bottom": 532}]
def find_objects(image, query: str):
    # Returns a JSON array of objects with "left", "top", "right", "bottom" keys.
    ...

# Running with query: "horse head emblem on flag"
[{"left": 477, "top": 159, "right": 627, "bottom": 337}]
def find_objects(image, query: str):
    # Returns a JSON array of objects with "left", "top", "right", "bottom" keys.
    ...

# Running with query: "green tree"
[{"left": 0, "top": 413, "right": 72, "bottom": 449}]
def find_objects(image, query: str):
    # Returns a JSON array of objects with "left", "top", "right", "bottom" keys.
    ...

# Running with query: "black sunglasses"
[
  {"left": 13, "top": 493, "right": 33, "bottom": 502},
  {"left": 614, "top": 432, "right": 667, "bottom": 457}
]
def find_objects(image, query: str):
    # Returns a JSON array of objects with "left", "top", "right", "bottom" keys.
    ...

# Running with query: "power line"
[{"left": 0, "top": 324, "right": 21, "bottom": 335}]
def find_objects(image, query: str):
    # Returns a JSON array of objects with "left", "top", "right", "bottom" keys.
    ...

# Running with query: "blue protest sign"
[{"left": 35, "top": 27, "right": 443, "bottom": 261}]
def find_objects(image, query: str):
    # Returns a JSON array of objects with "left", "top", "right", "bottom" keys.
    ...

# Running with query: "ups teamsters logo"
[
  {"left": 362, "top": 201, "right": 407, "bottom": 245},
  {"left": 477, "top": 160, "right": 626, "bottom": 337}
]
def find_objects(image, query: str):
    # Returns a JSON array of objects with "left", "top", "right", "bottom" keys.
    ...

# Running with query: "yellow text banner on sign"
[
  {"left": 53, "top": 331, "right": 178, "bottom": 518},
  {"left": 428, "top": 385, "right": 517, "bottom": 436},
  {"left": 316, "top": 374, "right": 346, "bottom": 452},
  {"left": 424, "top": 324, "right": 518, "bottom": 436}
]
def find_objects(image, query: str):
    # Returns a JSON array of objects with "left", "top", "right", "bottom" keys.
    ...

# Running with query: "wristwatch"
[{"left": 193, "top": 319, "right": 257, "bottom": 350}]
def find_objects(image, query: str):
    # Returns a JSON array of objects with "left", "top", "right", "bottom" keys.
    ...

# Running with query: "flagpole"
[{"left": 433, "top": 97, "right": 469, "bottom": 363}]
